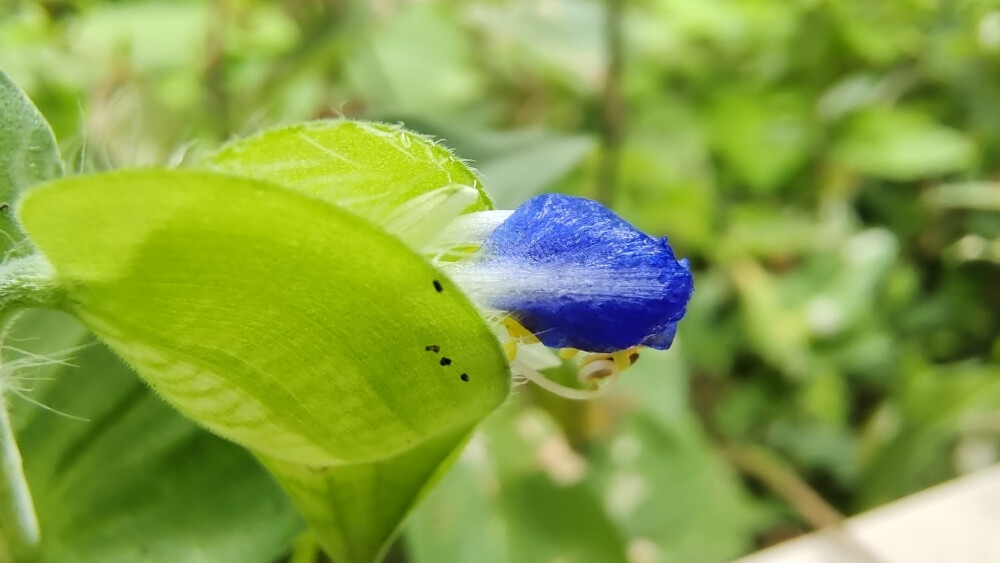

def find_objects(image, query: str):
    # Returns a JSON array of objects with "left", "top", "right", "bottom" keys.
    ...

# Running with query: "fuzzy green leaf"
[
  {"left": 204, "top": 121, "right": 509, "bottom": 561},
  {"left": 8, "top": 310, "right": 302, "bottom": 562},
  {"left": 207, "top": 120, "right": 492, "bottom": 230},
  {"left": 0, "top": 68, "right": 63, "bottom": 255},
  {"left": 18, "top": 169, "right": 509, "bottom": 463},
  {"left": 17, "top": 169, "right": 510, "bottom": 562}
]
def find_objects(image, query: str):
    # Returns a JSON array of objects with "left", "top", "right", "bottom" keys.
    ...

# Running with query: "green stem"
[
  {"left": 289, "top": 531, "right": 320, "bottom": 563},
  {"left": 0, "top": 393, "right": 39, "bottom": 562},
  {"left": 597, "top": 0, "right": 625, "bottom": 207},
  {"left": 723, "top": 444, "right": 885, "bottom": 563},
  {"left": 0, "top": 255, "right": 61, "bottom": 313},
  {"left": 0, "top": 254, "right": 62, "bottom": 562}
]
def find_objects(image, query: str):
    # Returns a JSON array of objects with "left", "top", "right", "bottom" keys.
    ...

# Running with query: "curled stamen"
[
  {"left": 578, "top": 358, "right": 617, "bottom": 383},
  {"left": 499, "top": 314, "right": 643, "bottom": 398},
  {"left": 510, "top": 359, "right": 620, "bottom": 401}
]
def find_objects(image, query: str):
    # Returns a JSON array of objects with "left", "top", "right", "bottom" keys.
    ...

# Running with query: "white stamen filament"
[{"left": 511, "top": 358, "right": 620, "bottom": 400}]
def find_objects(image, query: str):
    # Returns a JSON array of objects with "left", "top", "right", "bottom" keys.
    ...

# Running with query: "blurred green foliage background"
[{"left": 2, "top": 0, "right": 999, "bottom": 561}]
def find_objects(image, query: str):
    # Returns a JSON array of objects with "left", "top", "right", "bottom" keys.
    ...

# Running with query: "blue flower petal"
[
  {"left": 454, "top": 194, "right": 694, "bottom": 353},
  {"left": 640, "top": 321, "right": 678, "bottom": 349}
]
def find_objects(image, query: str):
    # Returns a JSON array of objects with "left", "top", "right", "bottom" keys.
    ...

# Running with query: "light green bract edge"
[
  {"left": 207, "top": 120, "right": 493, "bottom": 229},
  {"left": 17, "top": 167, "right": 510, "bottom": 562},
  {"left": 200, "top": 119, "right": 508, "bottom": 562}
]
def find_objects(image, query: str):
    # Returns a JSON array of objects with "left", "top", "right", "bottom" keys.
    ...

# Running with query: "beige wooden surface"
[{"left": 734, "top": 465, "right": 1000, "bottom": 563}]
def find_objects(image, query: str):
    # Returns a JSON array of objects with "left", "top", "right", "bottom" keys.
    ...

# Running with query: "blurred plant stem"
[
  {"left": 597, "top": 0, "right": 624, "bottom": 207},
  {"left": 256, "top": 2, "right": 354, "bottom": 114},
  {"left": 205, "top": 0, "right": 231, "bottom": 138},
  {"left": 0, "top": 392, "right": 39, "bottom": 563},
  {"left": 723, "top": 444, "right": 885, "bottom": 563},
  {"left": 0, "top": 309, "right": 39, "bottom": 563},
  {"left": 0, "top": 256, "right": 64, "bottom": 562}
]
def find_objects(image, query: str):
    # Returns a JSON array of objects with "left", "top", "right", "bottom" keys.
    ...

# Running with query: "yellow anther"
[
  {"left": 503, "top": 339, "right": 519, "bottom": 362},
  {"left": 503, "top": 317, "right": 540, "bottom": 344},
  {"left": 611, "top": 347, "right": 641, "bottom": 372},
  {"left": 558, "top": 348, "right": 579, "bottom": 360},
  {"left": 578, "top": 358, "right": 616, "bottom": 382}
]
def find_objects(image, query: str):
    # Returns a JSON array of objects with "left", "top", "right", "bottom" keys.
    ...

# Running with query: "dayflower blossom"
[{"left": 431, "top": 193, "right": 694, "bottom": 398}]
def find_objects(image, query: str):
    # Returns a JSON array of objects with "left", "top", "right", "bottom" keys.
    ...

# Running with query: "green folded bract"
[{"left": 15, "top": 121, "right": 511, "bottom": 563}]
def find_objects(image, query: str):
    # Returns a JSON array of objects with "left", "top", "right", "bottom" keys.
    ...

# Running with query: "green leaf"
[
  {"left": 464, "top": 0, "right": 604, "bottom": 90},
  {"left": 923, "top": 181, "right": 1000, "bottom": 211},
  {"left": 259, "top": 424, "right": 469, "bottom": 563},
  {"left": 833, "top": 108, "right": 977, "bottom": 180},
  {"left": 205, "top": 120, "right": 511, "bottom": 560},
  {"left": 472, "top": 134, "right": 593, "bottom": 209},
  {"left": 709, "top": 90, "right": 814, "bottom": 194},
  {"left": 828, "top": 0, "right": 931, "bottom": 64},
  {"left": 8, "top": 309, "right": 301, "bottom": 562},
  {"left": 498, "top": 475, "right": 628, "bottom": 563},
  {"left": 720, "top": 203, "right": 819, "bottom": 259},
  {"left": 407, "top": 405, "right": 630, "bottom": 563},
  {"left": 594, "top": 416, "right": 757, "bottom": 563},
  {"left": 18, "top": 169, "right": 508, "bottom": 463},
  {"left": 0, "top": 67, "right": 63, "bottom": 254},
  {"left": 405, "top": 451, "right": 511, "bottom": 563},
  {"left": 858, "top": 360, "right": 1000, "bottom": 509},
  {"left": 409, "top": 356, "right": 761, "bottom": 563},
  {"left": 731, "top": 260, "right": 811, "bottom": 379},
  {"left": 206, "top": 120, "right": 493, "bottom": 239},
  {"left": 17, "top": 169, "right": 510, "bottom": 561},
  {"left": 594, "top": 350, "right": 761, "bottom": 563},
  {"left": 344, "top": 3, "right": 482, "bottom": 113}
]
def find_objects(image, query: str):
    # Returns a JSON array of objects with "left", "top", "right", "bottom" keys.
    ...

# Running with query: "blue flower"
[{"left": 446, "top": 194, "right": 694, "bottom": 353}]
